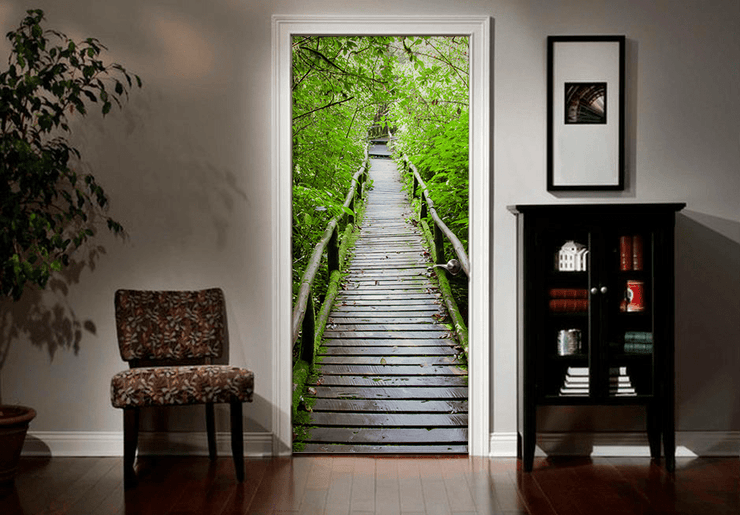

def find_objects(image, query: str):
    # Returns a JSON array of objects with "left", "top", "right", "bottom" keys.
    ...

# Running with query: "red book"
[
  {"left": 619, "top": 236, "right": 632, "bottom": 271},
  {"left": 549, "top": 299, "right": 588, "bottom": 312},
  {"left": 632, "top": 235, "right": 643, "bottom": 271},
  {"left": 548, "top": 288, "right": 589, "bottom": 299}
]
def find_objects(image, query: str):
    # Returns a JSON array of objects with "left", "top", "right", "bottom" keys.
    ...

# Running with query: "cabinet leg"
[
  {"left": 522, "top": 431, "right": 535, "bottom": 472},
  {"left": 664, "top": 381, "right": 676, "bottom": 472},
  {"left": 521, "top": 407, "right": 536, "bottom": 472},
  {"left": 517, "top": 432, "right": 522, "bottom": 460},
  {"left": 663, "top": 427, "right": 676, "bottom": 472},
  {"left": 646, "top": 403, "right": 662, "bottom": 461}
]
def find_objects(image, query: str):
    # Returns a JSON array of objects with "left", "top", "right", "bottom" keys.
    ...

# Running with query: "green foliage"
[
  {"left": 290, "top": 35, "right": 470, "bottom": 346},
  {"left": 389, "top": 37, "right": 469, "bottom": 253},
  {"left": 291, "top": 37, "right": 394, "bottom": 304},
  {"left": 0, "top": 9, "right": 141, "bottom": 300}
]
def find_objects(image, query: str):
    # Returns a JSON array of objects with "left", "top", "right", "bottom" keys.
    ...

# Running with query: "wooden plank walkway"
[{"left": 299, "top": 140, "right": 468, "bottom": 453}]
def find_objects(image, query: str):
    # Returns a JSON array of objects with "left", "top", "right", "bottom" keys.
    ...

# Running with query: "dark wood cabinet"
[{"left": 508, "top": 203, "right": 685, "bottom": 472}]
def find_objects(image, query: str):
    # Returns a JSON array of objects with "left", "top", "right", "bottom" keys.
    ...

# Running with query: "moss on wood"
[
  {"left": 420, "top": 216, "right": 469, "bottom": 360},
  {"left": 292, "top": 359, "right": 311, "bottom": 419}
]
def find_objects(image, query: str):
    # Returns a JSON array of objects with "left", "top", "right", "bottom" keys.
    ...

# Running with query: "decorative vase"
[{"left": 0, "top": 405, "right": 36, "bottom": 486}]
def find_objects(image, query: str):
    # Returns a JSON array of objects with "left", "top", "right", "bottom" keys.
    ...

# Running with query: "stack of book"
[
  {"left": 610, "top": 367, "right": 637, "bottom": 396},
  {"left": 624, "top": 331, "right": 653, "bottom": 353},
  {"left": 548, "top": 288, "right": 589, "bottom": 313},
  {"left": 619, "top": 234, "right": 644, "bottom": 271},
  {"left": 559, "top": 366, "right": 637, "bottom": 396},
  {"left": 559, "top": 366, "right": 590, "bottom": 396}
]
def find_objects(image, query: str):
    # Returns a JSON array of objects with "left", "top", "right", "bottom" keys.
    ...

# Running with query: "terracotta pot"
[{"left": 0, "top": 405, "right": 36, "bottom": 485}]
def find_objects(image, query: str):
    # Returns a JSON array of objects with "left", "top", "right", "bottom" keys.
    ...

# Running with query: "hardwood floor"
[{"left": 0, "top": 455, "right": 737, "bottom": 514}]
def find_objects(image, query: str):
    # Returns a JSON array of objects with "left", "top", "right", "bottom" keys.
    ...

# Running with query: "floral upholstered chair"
[{"left": 110, "top": 288, "right": 254, "bottom": 487}]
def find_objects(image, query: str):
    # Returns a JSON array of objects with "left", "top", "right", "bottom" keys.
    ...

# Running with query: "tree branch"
[{"left": 292, "top": 96, "right": 355, "bottom": 121}]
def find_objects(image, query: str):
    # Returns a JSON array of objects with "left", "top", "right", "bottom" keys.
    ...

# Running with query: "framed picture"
[{"left": 547, "top": 35, "right": 625, "bottom": 191}]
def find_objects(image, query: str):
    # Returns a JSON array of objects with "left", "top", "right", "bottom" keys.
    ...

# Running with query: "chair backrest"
[{"left": 114, "top": 288, "right": 226, "bottom": 362}]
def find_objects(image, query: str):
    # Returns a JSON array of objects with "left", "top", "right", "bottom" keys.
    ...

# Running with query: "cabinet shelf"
[
  {"left": 546, "top": 272, "right": 588, "bottom": 283},
  {"left": 540, "top": 394, "right": 655, "bottom": 405},
  {"left": 550, "top": 354, "right": 588, "bottom": 360},
  {"left": 510, "top": 202, "right": 684, "bottom": 473},
  {"left": 615, "top": 270, "right": 648, "bottom": 276},
  {"left": 611, "top": 353, "right": 654, "bottom": 360},
  {"left": 547, "top": 312, "right": 589, "bottom": 318},
  {"left": 614, "top": 312, "right": 650, "bottom": 319}
]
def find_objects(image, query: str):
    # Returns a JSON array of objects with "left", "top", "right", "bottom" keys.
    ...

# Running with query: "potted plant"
[{"left": 0, "top": 9, "right": 140, "bottom": 488}]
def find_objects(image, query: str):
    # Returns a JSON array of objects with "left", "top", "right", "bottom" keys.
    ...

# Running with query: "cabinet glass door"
[
  {"left": 541, "top": 228, "right": 591, "bottom": 398},
  {"left": 602, "top": 229, "right": 654, "bottom": 398}
]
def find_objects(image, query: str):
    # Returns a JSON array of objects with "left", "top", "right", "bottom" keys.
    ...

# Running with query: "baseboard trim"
[
  {"left": 22, "top": 430, "right": 737, "bottom": 458},
  {"left": 490, "top": 431, "right": 739, "bottom": 458},
  {"left": 675, "top": 431, "right": 740, "bottom": 457},
  {"left": 22, "top": 431, "right": 274, "bottom": 458},
  {"left": 489, "top": 432, "right": 519, "bottom": 457}
]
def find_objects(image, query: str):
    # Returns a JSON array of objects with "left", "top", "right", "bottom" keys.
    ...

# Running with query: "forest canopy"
[{"left": 292, "top": 35, "right": 469, "bottom": 304}]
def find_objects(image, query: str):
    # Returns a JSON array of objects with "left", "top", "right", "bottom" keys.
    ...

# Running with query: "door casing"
[{"left": 271, "top": 15, "right": 492, "bottom": 455}]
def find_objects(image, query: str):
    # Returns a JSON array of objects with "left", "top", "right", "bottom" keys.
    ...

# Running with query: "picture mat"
[{"left": 552, "top": 41, "right": 621, "bottom": 187}]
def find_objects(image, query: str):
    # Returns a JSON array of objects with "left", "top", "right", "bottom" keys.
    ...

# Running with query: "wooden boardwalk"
[{"left": 299, "top": 141, "right": 468, "bottom": 453}]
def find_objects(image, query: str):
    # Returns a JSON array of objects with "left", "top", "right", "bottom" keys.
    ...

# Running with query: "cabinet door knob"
[
  {"left": 600, "top": 286, "right": 608, "bottom": 294},
  {"left": 590, "top": 287, "right": 598, "bottom": 295}
]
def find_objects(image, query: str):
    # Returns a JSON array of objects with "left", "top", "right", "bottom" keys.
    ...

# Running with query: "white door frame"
[{"left": 271, "top": 15, "right": 492, "bottom": 456}]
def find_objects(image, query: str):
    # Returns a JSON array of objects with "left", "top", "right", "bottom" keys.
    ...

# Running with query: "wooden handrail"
[
  {"left": 405, "top": 158, "right": 470, "bottom": 277},
  {"left": 291, "top": 148, "right": 369, "bottom": 353},
  {"left": 404, "top": 154, "right": 470, "bottom": 355}
]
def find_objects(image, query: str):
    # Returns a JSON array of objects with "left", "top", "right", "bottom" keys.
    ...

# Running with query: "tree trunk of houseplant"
[{"left": 0, "top": 405, "right": 36, "bottom": 488}]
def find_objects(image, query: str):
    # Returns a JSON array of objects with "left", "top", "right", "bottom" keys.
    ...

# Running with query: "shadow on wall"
[
  {"left": 675, "top": 211, "right": 740, "bottom": 434},
  {"left": 538, "top": 210, "right": 740, "bottom": 454},
  {"left": 0, "top": 247, "right": 105, "bottom": 404}
]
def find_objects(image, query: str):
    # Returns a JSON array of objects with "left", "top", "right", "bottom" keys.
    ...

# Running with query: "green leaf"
[{"left": 0, "top": 8, "right": 134, "bottom": 299}]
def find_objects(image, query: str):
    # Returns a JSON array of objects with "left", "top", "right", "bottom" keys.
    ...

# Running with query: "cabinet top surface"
[{"left": 507, "top": 202, "right": 686, "bottom": 215}]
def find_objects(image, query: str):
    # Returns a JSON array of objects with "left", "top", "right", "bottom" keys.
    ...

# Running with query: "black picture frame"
[{"left": 547, "top": 35, "right": 625, "bottom": 191}]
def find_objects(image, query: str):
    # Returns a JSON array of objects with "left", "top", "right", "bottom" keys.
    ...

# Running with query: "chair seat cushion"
[{"left": 111, "top": 365, "right": 254, "bottom": 408}]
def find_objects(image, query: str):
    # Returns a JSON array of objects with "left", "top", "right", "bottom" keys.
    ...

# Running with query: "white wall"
[{"left": 1, "top": 0, "right": 737, "bottom": 453}]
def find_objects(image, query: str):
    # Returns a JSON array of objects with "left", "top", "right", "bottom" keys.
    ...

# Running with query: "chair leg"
[
  {"left": 205, "top": 402, "right": 217, "bottom": 461},
  {"left": 123, "top": 408, "right": 139, "bottom": 488},
  {"left": 230, "top": 401, "right": 244, "bottom": 482}
]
